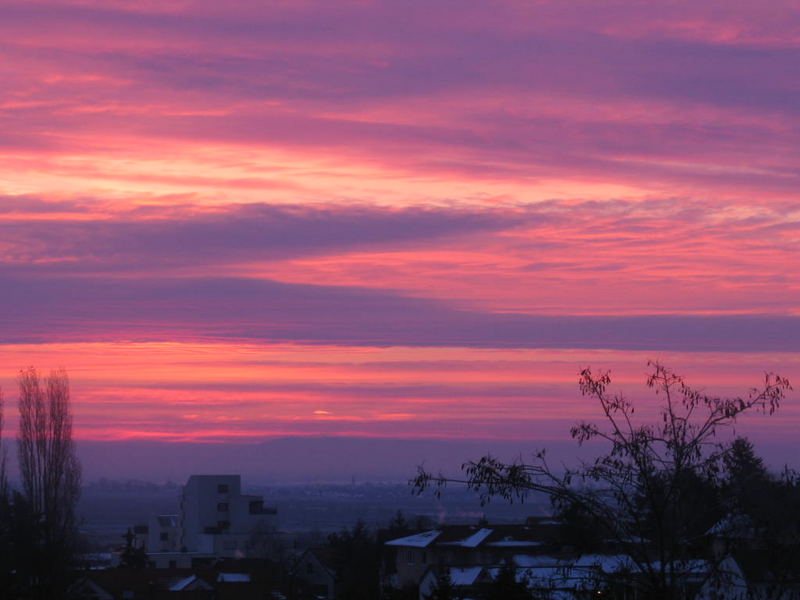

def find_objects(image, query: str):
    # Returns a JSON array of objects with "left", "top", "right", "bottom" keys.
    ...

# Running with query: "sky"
[{"left": 0, "top": 0, "right": 798, "bottom": 474}]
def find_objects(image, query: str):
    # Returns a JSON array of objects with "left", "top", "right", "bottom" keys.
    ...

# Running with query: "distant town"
[
  {"left": 66, "top": 469, "right": 799, "bottom": 600},
  {"left": 75, "top": 473, "right": 548, "bottom": 599}
]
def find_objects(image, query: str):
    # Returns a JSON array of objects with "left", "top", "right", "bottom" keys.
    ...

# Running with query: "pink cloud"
[{"left": 0, "top": 1, "right": 797, "bottom": 452}]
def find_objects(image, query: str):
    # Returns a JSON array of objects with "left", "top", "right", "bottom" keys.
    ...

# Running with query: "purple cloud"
[
  {"left": 1, "top": 274, "right": 799, "bottom": 351},
  {"left": 0, "top": 202, "right": 529, "bottom": 270}
]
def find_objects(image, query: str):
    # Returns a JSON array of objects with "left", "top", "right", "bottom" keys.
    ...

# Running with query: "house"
[
  {"left": 416, "top": 554, "right": 631, "bottom": 600},
  {"left": 707, "top": 514, "right": 800, "bottom": 599},
  {"left": 417, "top": 566, "right": 486, "bottom": 600},
  {"left": 72, "top": 562, "right": 276, "bottom": 600},
  {"left": 385, "top": 518, "right": 752, "bottom": 600},
  {"left": 149, "top": 515, "right": 181, "bottom": 553},
  {"left": 415, "top": 554, "right": 749, "bottom": 600},
  {"left": 292, "top": 547, "right": 338, "bottom": 599},
  {"left": 383, "top": 519, "right": 560, "bottom": 590}
]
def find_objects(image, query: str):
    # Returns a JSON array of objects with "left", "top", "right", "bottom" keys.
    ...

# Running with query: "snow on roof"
[
  {"left": 574, "top": 554, "right": 637, "bottom": 573},
  {"left": 508, "top": 554, "right": 639, "bottom": 589},
  {"left": 385, "top": 530, "right": 441, "bottom": 548},
  {"left": 484, "top": 566, "right": 539, "bottom": 585},
  {"left": 513, "top": 555, "right": 562, "bottom": 568},
  {"left": 440, "top": 528, "right": 493, "bottom": 548},
  {"left": 524, "top": 566, "right": 601, "bottom": 591},
  {"left": 461, "top": 527, "right": 494, "bottom": 548},
  {"left": 611, "top": 535, "right": 649, "bottom": 543},
  {"left": 488, "top": 540, "right": 542, "bottom": 547},
  {"left": 526, "top": 568, "right": 581, "bottom": 587},
  {"left": 706, "top": 515, "right": 754, "bottom": 538},
  {"left": 488, "top": 565, "right": 591, "bottom": 588},
  {"left": 450, "top": 566, "right": 483, "bottom": 586},
  {"left": 487, "top": 556, "right": 672, "bottom": 593},
  {"left": 667, "top": 559, "right": 712, "bottom": 574},
  {"left": 218, "top": 573, "right": 251, "bottom": 583},
  {"left": 170, "top": 576, "right": 198, "bottom": 591},
  {"left": 647, "top": 559, "right": 696, "bottom": 572}
]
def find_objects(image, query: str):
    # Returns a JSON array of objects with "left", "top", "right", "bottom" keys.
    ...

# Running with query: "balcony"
[{"left": 248, "top": 500, "right": 277, "bottom": 515}]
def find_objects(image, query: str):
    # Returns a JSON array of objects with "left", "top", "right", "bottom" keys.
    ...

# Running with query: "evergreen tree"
[
  {"left": 723, "top": 436, "right": 771, "bottom": 514},
  {"left": 119, "top": 528, "right": 147, "bottom": 569},
  {"left": 425, "top": 568, "right": 460, "bottom": 600},
  {"left": 387, "top": 510, "right": 410, "bottom": 537},
  {"left": 482, "top": 563, "right": 532, "bottom": 600},
  {"left": 326, "top": 519, "right": 381, "bottom": 600}
]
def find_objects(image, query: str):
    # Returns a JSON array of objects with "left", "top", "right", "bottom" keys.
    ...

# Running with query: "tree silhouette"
[
  {"left": 425, "top": 568, "right": 461, "bottom": 600},
  {"left": 119, "top": 528, "right": 147, "bottom": 569},
  {"left": 326, "top": 519, "right": 381, "bottom": 600},
  {"left": 414, "top": 362, "right": 791, "bottom": 600},
  {"left": 722, "top": 437, "right": 770, "bottom": 515},
  {"left": 482, "top": 562, "right": 532, "bottom": 600},
  {"left": 17, "top": 367, "right": 82, "bottom": 599},
  {"left": 387, "top": 510, "right": 410, "bottom": 538},
  {"left": 0, "top": 389, "right": 12, "bottom": 594},
  {"left": 716, "top": 437, "right": 800, "bottom": 599},
  {"left": 0, "top": 388, "right": 7, "bottom": 501}
]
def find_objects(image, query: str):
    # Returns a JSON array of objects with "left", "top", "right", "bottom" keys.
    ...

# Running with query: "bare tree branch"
[{"left": 412, "top": 362, "right": 792, "bottom": 600}]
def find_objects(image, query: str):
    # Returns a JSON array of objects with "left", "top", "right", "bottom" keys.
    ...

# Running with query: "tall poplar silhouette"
[
  {"left": 17, "top": 367, "right": 82, "bottom": 599},
  {"left": 0, "top": 387, "right": 7, "bottom": 500}
]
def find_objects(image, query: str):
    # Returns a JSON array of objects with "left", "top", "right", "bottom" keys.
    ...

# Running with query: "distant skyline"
[{"left": 0, "top": 1, "right": 798, "bottom": 466}]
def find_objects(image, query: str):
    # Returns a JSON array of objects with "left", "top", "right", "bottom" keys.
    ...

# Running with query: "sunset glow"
[{"left": 1, "top": 1, "right": 798, "bottom": 455}]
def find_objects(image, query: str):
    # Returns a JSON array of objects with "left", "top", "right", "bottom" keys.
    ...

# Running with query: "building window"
[
  {"left": 217, "top": 484, "right": 229, "bottom": 493},
  {"left": 160, "top": 532, "right": 168, "bottom": 541},
  {"left": 217, "top": 520, "right": 230, "bottom": 530},
  {"left": 307, "top": 562, "right": 314, "bottom": 574},
  {"left": 168, "top": 560, "right": 176, "bottom": 569},
  {"left": 217, "top": 502, "right": 229, "bottom": 512}
]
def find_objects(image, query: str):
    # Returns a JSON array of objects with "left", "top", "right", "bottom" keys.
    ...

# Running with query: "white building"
[
  {"left": 144, "top": 474, "right": 277, "bottom": 567},
  {"left": 148, "top": 514, "right": 180, "bottom": 553},
  {"left": 180, "top": 474, "right": 277, "bottom": 557}
]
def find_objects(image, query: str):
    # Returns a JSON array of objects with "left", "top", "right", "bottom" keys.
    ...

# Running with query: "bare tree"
[
  {"left": 414, "top": 362, "right": 791, "bottom": 600},
  {"left": 0, "top": 386, "right": 7, "bottom": 501},
  {"left": 0, "top": 385, "right": 11, "bottom": 596},
  {"left": 17, "top": 367, "right": 82, "bottom": 599}
]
